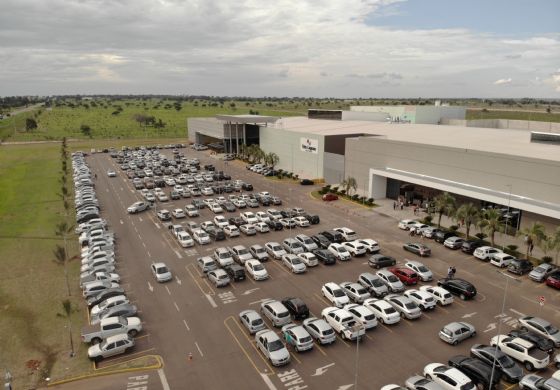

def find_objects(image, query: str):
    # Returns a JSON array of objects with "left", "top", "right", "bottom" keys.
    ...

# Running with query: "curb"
[{"left": 47, "top": 355, "right": 163, "bottom": 387}]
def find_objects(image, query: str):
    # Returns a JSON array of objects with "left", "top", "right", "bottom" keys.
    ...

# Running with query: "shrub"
[
  {"left": 505, "top": 245, "right": 520, "bottom": 258},
  {"left": 475, "top": 232, "right": 487, "bottom": 240},
  {"left": 541, "top": 256, "right": 553, "bottom": 264},
  {"left": 339, "top": 190, "right": 346, "bottom": 196},
  {"left": 324, "top": 184, "right": 331, "bottom": 190},
  {"left": 330, "top": 186, "right": 339, "bottom": 193},
  {"left": 422, "top": 215, "right": 433, "bottom": 225},
  {"left": 351, "top": 194, "right": 360, "bottom": 201},
  {"left": 368, "top": 198, "right": 374, "bottom": 203},
  {"left": 294, "top": 174, "right": 299, "bottom": 180},
  {"left": 449, "top": 225, "right": 458, "bottom": 232}
]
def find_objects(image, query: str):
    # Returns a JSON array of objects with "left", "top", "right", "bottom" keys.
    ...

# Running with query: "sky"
[{"left": 0, "top": 0, "right": 559, "bottom": 98}]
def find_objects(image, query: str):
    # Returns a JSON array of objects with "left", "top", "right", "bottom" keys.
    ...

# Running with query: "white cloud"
[
  {"left": 0, "top": 0, "right": 559, "bottom": 96},
  {"left": 494, "top": 78, "right": 512, "bottom": 85}
]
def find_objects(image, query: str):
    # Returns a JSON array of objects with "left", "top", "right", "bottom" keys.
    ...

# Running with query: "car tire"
[
  {"left": 460, "top": 293, "right": 466, "bottom": 300},
  {"left": 93, "top": 356, "right": 102, "bottom": 363},
  {"left": 91, "top": 337, "right": 102, "bottom": 345},
  {"left": 453, "top": 340, "right": 458, "bottom": 346},
  {"left": 401, "top": 312, "right": 406, "bottom": 319},
  {"left": 524, "top": 361, "right": 534, "bottom": 371},
  {"left": 519, "top": 326, "right": 527, "bottom": 332},
  {"left": 556, "top": 362, "right": 560, "bottom": 369},
  {"left": 128, "top": 330, "right": 138, "bottom": 337}
]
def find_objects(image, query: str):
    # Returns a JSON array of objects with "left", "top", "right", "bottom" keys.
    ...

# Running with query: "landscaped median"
[{"left": 312, "top": 184, "right": 377, "bottom": 209}]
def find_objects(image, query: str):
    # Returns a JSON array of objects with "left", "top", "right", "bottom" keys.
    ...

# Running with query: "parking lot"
[{"left": 77, "top": 147, "right": 560, "bottom": 390}]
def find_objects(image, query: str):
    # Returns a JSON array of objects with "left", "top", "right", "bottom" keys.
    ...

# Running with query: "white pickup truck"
[
  {"left": 81, "top": 316, "right": 142, "bottom": 344},
  {"left": 321, "top": 307, "right": 366, "bottom": 341}
]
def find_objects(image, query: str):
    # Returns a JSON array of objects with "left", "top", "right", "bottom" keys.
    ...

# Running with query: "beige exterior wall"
[
  {"left": 187, "top": 118, "right": 224, "bottom": 144},
  {"left": 442, "top": 118, "right": 560, "bottom": 133}
]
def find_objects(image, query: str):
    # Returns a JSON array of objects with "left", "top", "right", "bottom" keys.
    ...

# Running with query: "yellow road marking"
[
  {"left": 186, "top": 264, "right": 214, "bottom": 296},
  {"left": 438, "top": 306, "right": 450, "bottom": 314},
  {"left": 379, "top": 323, "right": 394, "bottom": 333},
  {"left": 290, "top": 352, "right": 302, "bottom": 364},
  {"left": 454, "top": 300, "right": 466, "bottom": 308},
  {"left": 315, "top": 343, "right": 327, "bottom": 356},
  {"left": 135, "top": 334, "right": 150, "bottom": 340},
  {"left": 423, "top": 312, "right": 433, "bottom": 320},
  {"left": 313, "top": 293, "right": 331, "bottom": 306},
  {"left": 365, "top": 334, "right": 374, "bottom": 341}
]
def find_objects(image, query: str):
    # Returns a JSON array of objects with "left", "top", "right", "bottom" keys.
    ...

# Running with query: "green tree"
[
  {"left": 55, "top": 221, "right": 73, "bottom": 296},
  {"left": 518, "top": 222, "right": 546, "bottom": 258},
  {"left": 26, "top": 118, "right": 38, "bottom": 131},
  {"left": 552, "top": 226, "right": 560, "bottom": 263},
  {"left": 57, "top": 299, "right": 76, "bottom": 357},
  {"left": 80, "top": 124, "right": 92, "bottom": 137},
  {"left": 268, "top": 152, "right": 280, "bottom": 170},
  {"left": 433, "top": 192, "right": 456, "bottom": 228},
  {"left": 539, "top": 235, "right": 556, "bottom": 261},
  {"left": 455, "top": 203, "right": 479, "bottom": 239},
  {"left": 478, "top": 209, "right": 503, "bottom": 247},
  {"left": 341, "top": 177, "right": 358, "bottom": 196}
]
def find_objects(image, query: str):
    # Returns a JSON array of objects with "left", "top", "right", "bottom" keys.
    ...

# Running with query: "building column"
[
  {"left": 369, "top": 171, "right": 387, "bottom": 199},
  {"left": 235, "top": 123, "right": 240, "bottom": 154}
]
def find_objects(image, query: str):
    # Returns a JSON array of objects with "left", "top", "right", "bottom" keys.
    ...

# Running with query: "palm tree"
[
  {"left": 552, "top": 226, "right": 560, "bottom": 263},
  {"left": 539, "top": 235, "right": 556, "bottom": 261},
  {"left": 341, "top": 177, "right": 357, "bottom": 196},
  {"left": 433, "top": 192, "right": 456, "bottom": 228},
  {"left": 254, "top": 147, "right": 265, "bottom": 164},
  {"left": 478, "top": 209, "right": 503, "bottom": 247},
  {"left": 55, "top": 221, "right": 73, "bottom": 296},
  {"left": 57, "top": 299, "right": 75, "bottom": 357},
  {"left": 455, "top": 203, "right": 479, "bottom": 239},
  {"left": 518, "top": 222, "right": 546, "bottom": 258},
  {"left": 268, "top": 153, "right": 280, "bottom": 170}
]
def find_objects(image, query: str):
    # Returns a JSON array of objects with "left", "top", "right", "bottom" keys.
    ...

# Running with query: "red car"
[
  {"left": 389, "top": 267, "right": 418, "bottom": 285},
  {"left": 322, "top": 193, "right": 339, "bottom": 202},
  {"left": 545, "top": 271, "right": 560, "bottom": 289}
]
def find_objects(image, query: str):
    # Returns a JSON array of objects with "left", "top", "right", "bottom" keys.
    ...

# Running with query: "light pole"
[
  {"left": 490, "top": 271, "right": 520, "bottom": 386},
  {"left": 352, "top": 323, "right": 364, "bottom": 389}
]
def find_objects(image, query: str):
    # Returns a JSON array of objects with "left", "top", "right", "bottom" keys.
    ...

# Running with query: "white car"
[
  {"left": 419, "top": 285, "right": 454, "bottom": 306},
  {"left": 328, "top": 243, "right": 351, "bottom": 261},
  {"left": 241, "top": 211, "right": 258, "bottom": 224},
  {"left": 151, "top": 262, "right": 172, "bottom": 283},
  {"left": 213, "top": 215, "right": 229, "bottom": 228},
  {"left": 473, "top": 246, "right": 502, "bottom": 261},
  {"left": 255, "top": 329, "right": 290, "bottom": 366},
  {"left": 245, "top": 260, "right": 269, "bottom": 281},
  {"left": 223, "top": 225, "right": 240, "bottom": 237},
  {"left": 90, "top": 295, "right": 129, "bottom": 317},
  {"left": 404, "top": 260, "right": 433, "bottom": 282},
  {"left": 209, "top": 203, "right": 223, "bottom": 214},
  {"left": 298, "top": 252, "right": 318, "bottom": 267},
  {"left": 423, "top": 363, "right": 475, "bottom": 390},
  {"left": 192, "top": 229, "right": 211, "bottom": 245},
  {"left": 363, "top": 298, "right": 400, "bottom": 325},
  {"left": 340, "top": 282, "right": 371, "bottom": 303},
  {"left": 107, "top": 170, "right": 116, "bottom": 177},
  {"left": 404, "top": 289, "right": 436, "bottom": 310},
  {"left": 398, "top": 219, "right": 417, "bottom": 230},
  {"left": 88, "top": 334, "right": 134, "bottom": 362},
  {"left": 172, "top": 208, "right": 186, "bottom": 219},
  {"left": 334, "top": 227, "right": 358, "bottom": 241},
  {"left": 376, "top": 269, "right": 405, "bottom": 293},
  {"left": 127, "top": 201, "right": 148, "bottom": 214},
  {"left": 293, "top": 216, "right": 310, "bottom": 227},
  {"left": 490, "top": 335, "right": 550, "bottom": 371},
  {"left": 357, "top": 238, "right": 380, "bottom": 254},
  {"left": 157, "top": 192, "right": 169, "bottom": 202},
  {"left": 282, "top": 324, "right": 314, "bottom": 352},
  {"left": 240, "top": 224, "right": 257, "bottom": 236},
  {"left": 344, "top": 303, "right": 378, "bottom": 330},
  {"left": 266, "top": 208, "right": 282, "bottom": 220},
  {"left": 265, "top": 242, "right": 286, "bottom": 260},
  {"left": 201, "top": 187, "right": 214, "bottom": 196},
  {"left": 282, "top": 254, "right": 307, "bottom": 274},
  {"left": 321, "top": 282, "right": 349, "bottom": 308},
  {"left": 342, "top": 241, "right": 367, "bottom": 257},
  {"left": 184, "top": 204, "right": 199, "bottom": 217},
  {"left": 176, "top": 231, "right": 194, "bottom": 248},
  {"left": 256, "top": 211, "right": 270, "bottom": 223},
  {"left": 239, "top": 310, "right": 266, "bottom": 334},
  {"left": 254, "top": 222, "right": 270, "bottom": 233},
  {"left": 321, "top": 307, "right": 366, "bottom": 341},
  {"left": 207, "top": 269, "right": 230, "bottom": 287},
  {"left": 384, "top": 294, "right": 422, "bottom": 320},
  {"left": 490, "top": 253, "right": 516, "bottom": 268},
  {"left": 214, "top": 247, "right": 235, "bottom": 267}
]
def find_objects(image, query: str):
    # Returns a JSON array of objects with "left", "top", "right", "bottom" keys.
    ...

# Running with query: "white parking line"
[
  {"left": 165, "top": 286, "right": 171, "bottom": 295},
  {"left": 205, "top": 294, "right": 218, "bottom": 308},
  {"left": 183, "top": 319, "right": 190, "bottom": 331},
  {"left": 147, "top": 251, "right": 152, "bottom": 257},
  {"left": 157, "top": 369, "right": 171, "bottom": 390},
  {"left": 119, "top": 219, "right": 123, "bottom": 224},
  {"left": 142, "top": 242, "right": 146, "bottom": 248},
  {"left": 260, "top": 373, "right": 278, "bottom": 390},
  {"left": 173, "top": 301, "right": 180, "bottom": 312},
  {"left": 195, "top": 341, "right": 204, "bottom": 357},
  {"left": 139, "top": 217, "right": 143, "bottom": 222},
  {"left": 155, "top": 223, "right": 161, "bottom": 229},
  {"left": 174, "top": 250, "right": 183, "bottom": 259}
]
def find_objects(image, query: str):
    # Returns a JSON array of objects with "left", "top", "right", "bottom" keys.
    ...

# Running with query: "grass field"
[
  {"left": 6, "top": 99, "right": 308, "bottom": 142},
  {"left": 466, "top": 108, "right": 560, "bottom": 122}
]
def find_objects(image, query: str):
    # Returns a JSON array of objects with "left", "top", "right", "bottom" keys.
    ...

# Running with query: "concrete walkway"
[{"left": 371, "top": 197, "right": 545, "bottom": 259}]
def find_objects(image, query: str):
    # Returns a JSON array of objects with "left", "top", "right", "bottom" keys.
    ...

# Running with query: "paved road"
[
  {"left": 49, "top": 370, "right": 164, "bottom": 390},
  {"left": 67, "top": 149, "right": 560, "bottom": 390}
]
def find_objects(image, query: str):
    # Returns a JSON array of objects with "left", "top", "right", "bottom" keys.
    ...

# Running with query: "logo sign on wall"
[{"left": 300, "top": 138, "right": 318, "bottom": 154}]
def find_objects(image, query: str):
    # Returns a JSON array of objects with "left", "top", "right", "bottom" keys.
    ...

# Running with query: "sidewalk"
[{"left": 372, "top": 198, "right": 542, "bottom": 259}]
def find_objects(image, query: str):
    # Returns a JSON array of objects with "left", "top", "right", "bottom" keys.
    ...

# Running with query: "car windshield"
[
  {"left": 238, "top": 249, "right": 249, "bottom": 255},
  {"left": 497, "top": 355, "right": 514, "bottom": 368},
  {"left": 252, "top": 319, "right": 263, "bottom": 326},
  {"left": 384, "top": 307, "right": 396, "bottom": 314},
  {"left": 253, "top": 264, "right": 264, "bottom": 271},
  {"left": 255, "top": 248, "right": 265, "bottom": 253},
  {"left": 357, "top": 288, "right": 367, "bottom": 295},
  {"left": 372, "top": 279, "right": 384, "bottom": 288},
  {"left": 272, "top": 245, "right": 281, "bottom": 251},
  {"left": 405, "top": 302, "right": 416, "bottom": 310},
  {"left": 292, "top": 258, "right": 302, "bottom": 265},
  {"left": 460, "top": 383, "right": 475, "bottom": 390},
  {"left": 268, "top": 339, "right": 284, "bottom": 352},
  {"left": 333, "top": 289, "right": 345, "bottom": 297},
  {"left": 544, "top": 324, "right": 559, "bottom": 335},
  {"left": 418, "top": 266, "right": 429, "bottom": 272},
  {"left": 387, "top": 275, "right": 399, "bottom": 283},
  {"left": 157, "top": 267, "right": 168, "bottom": 273}
]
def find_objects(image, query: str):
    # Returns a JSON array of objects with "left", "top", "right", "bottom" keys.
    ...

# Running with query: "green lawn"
[
  {"left": 466, "top": 109, "right": 560, "bottom": 123},
  {"left": 0, "top": 143, "right": 90, "bottom": 389},
  {"left": 6, "top": 99, "right": 307, "bottom": 142}
]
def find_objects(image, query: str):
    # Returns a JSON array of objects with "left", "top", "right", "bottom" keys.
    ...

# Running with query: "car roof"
[
  {"left": 256, "top": 329, "right": 279, "bottom": 340},
  {"left": 240, "top": 309, "right": 260, "bottom": 320},
  {"left": 523, "top": 316, "right": 550, "bottom": 326},
  {"left": 324, "top": 282, "right": 341, "bottom": 289},
  {"left": 105, "top": 333, "right": 131, "bottom": 343}
]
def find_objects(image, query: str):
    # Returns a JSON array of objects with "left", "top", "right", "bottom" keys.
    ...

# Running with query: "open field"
[{"left": 467, "top": 108, "right": 560, "bottom": 122}]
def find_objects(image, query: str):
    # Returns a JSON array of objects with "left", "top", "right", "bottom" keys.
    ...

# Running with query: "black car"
[
  {"left": 507, "top": 259, "right": 533, "bottom": 275},
  {"left": 368, "top": 254, "right": 396, "bottom": 269},
  {"left": 448, "top": 355, "right": 501, "bottom": 389},
  {"left": 313, "top": 249, "right": 336, "bottom": 265},
  {"left": 259, "top": 197, "right": 271, "bottom": 207},
  {"left": 204, "top": 226, "right": 226, "bottom": 241},
  {"left": 191, "top": 199, "right": 206, "bottom": 209},
  {"left": 311, "top": 234, "right": 331, "bottom": 249},
  {"left": 281, "top": 297, "right": 310, "bottom": 320},
  {"left": 470, "top": 344, "right": 523, "bottom": 383},
  {"left": 300, "top": 179, "right": 314, "bottom": 185},
  {"left": 438, "top": 278, "right": 477, "bottom": 300},
  {"left": 462, "top": 240, "right": 485, "bottom": 254},
  {"left": 224, "top": 264, "right": 245, "bottom": 281},
  {"left": 242, "top": 183, "right": 253, "bottom": 191},
  {"left": 434, "top": 231, "right": 456, "bottom": 244},
  {"left": 265, "top": 220, "right": 284, "bottom": 231},
  {"left": 228, "top": 217, "right": 246, "bottom": 227},
  {"left": 319, "top": 230, "right": 344, "bottom": 244},
  {"left": 86, "top": 287, "right": 126, "bottom": 307},
  {"left": 508, "top": 330, "right": 555, "bottom": 354},
  {"left": 222, "top": 202, "right": 236, "bottom": 212},
  {"left": 302, "top": 214, "right": 320, "bottom": 225},
  {"left": 280, "top": 209, "right": 298, "bottom": 218}
]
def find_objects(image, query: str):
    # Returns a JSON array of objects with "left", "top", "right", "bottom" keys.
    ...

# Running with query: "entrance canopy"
[{"left": 215, "top": 114, "right": 278, "bottom": 124}]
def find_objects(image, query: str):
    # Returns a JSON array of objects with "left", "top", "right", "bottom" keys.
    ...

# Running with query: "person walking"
[
  {"left": 529, "top": 242, "right": 534, "bottom": 256},
  {"left": 451, "top": 266, "right": 456, "bottom": 278},
  {"left": 447, "top": 267, "right": 453, "bottom": 279},
  {"left": 393, "top": 201, "right": 397, "bottom": 210}
]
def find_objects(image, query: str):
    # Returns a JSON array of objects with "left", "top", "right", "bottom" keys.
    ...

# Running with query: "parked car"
[
  {"left": 419, "top": 285, "right": 454, "bottom": 306},
  {"left": 518, "top": 316, "right": 560, "bottom": 347},
  {"left": 369, "top": 254, "right": 397, "bottom": 269},
  {"left": 377, "top": 269, "right": 405, "bottom": 293},
  {"left": 313, "top": 249, "right": 337, "bottom": 265},
  {"left": 389, "top": 267, "right": 418, "bottom": 285},
  {"left": 260, "top": 299, "right": 291, "bottom": 327},
  {"left": 490, "top": 253, "right": 516, "bottom": 268},
  {"left": 423, "top": 363, "right": 475, "bottom": 390},
  {"left": 546, "top": 271, "right": 560, "bottom": 289},
  {"left": 344, "top": 303, "right": 378, "bottom": 330},
  {"left": 404, "top": 289, "right": 436, "bottom": 311},
  {"left": 363, "top": 298, "right": 400, "bottom": 325},
  {"left": 322, "top": 193, "right": 338, "bottom": 201},
  {"left": 403, "top": 242, "right": 431, "bottom": 257},
  {"left": 473, "top": 246, "right": 503, "bottom": 261},
  {"left": 340, "top": 282, "right": 371, "bottom": 303},
  {"left": 207, "top": 269, "right": 231, "bottom": 287},
  {"left": 302, "top": 317, "right": 336, "bottom": 345},
  {"left": 519, "top": 375, "right": 560, "bottom": 390},
  {"left": 87, "top": 333, "right": 134, "bottom": 362},
  {"left": 281, "top": 297, "right": 310, "bottom": 320},
  {"left": 404, "top": 260, "right": 433, "bottom": 282},
  {"left": 434, "top": 231, "right": 456, "bottom": 244},
  {"left": 447, "top": 355, "right": 501, "bottom": 390},
  {"left": 470, "top": 344, "right": 524, "bottom": 383},
  {"left": 311, "top": 234, "right": 332, "bottom": 249},
  {"left": 255, "top": 329, "right": 290, "bottom": 366},
  {"left": 224, "top": 263, "right": 246, "bottom": 281},
  {"left": 437, "top": 278, "right": 477, "bottom": 300},
  {"left": 321, "top": 282, "right": 349, "bottom": 308},
  {"left": 239, "top": 310, "right": 266, "bottom": 334},
  {"left": 81, "top": 316, "right": 142, "bottom": 344},
  {"left": 443, "top": 237, "right": 464, "bottom": 250},
  {"left": 245, "top": 260, "right": 269, "bottom": 281},
  {"left": 439, "top": 322, "right": 476, "bottom": 345},
  {"left": 357, "top": 238, "right": 380, "bottom": 254},
  {"left": 508, "top": 330, "right": 555, "bottom": 354},
  {"left": 384, "top": 294, "right": 422, "bottom": 320},
  {"left": 358, "top": 272, "right": 389, "bottom": 297},
  {"left": 282, "top": 324, "right": 314, "bottom": 352},
  {"left": 461, "top": 240, "right": 485, "bottom": 254},
  {"left": 529, "top": 264, "right": 557, "bottom": 282},
  {"left": 490, "top": 335, "right": 550, "bottom": 371},
  {"left": 508, "top": 259, "right": 533, "bottom": 275},
  {"left": 282, "top": 254, "right": 307, "bottom": 274},
  {"left": 321, "top": 307, "right": 366, "bottom": 341}
]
